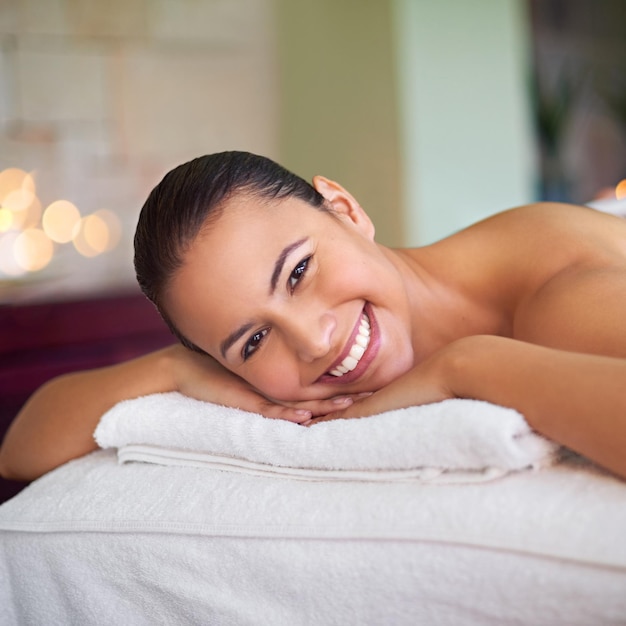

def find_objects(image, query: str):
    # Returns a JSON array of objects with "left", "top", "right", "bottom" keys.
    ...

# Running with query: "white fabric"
[
  {"left": 1, "top": 450, "right": 626, "bottom": 625},
  {"left": 94, "top": 393, "right": 558, "bottom": 483},
  {"left": 587, "top": 196, "right": 626, "bottom": 217}
]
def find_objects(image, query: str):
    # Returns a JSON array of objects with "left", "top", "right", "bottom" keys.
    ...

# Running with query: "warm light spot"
[
  {"left": 616, "top": 179, "right": 626, "bottom": 200},
  {"left": 72, "top": 216, "right": 105, "bottom": 257},
  {"left": 2, "top": 186, "right": 36, "bottom": 213},
  {"left": 0, "top": 168, "right": 30, "bottom": 204},
  {"left": 0, "top": 233, "right": 25, "bottom": 276},
  {"left": 83, "top": 214, "right": 109, "bottom": 253},
  {"left": 0, "top": 208, "right": 13, "bottom": 232},
  {"left": 13, "top": 228, "right": 54, "bottom": 272},
  {"left": 22, "top": 171, "right": 36, "bottom": 195},
  {"left": 0, "top": 168, "right": 121, "bottom": 275},
  {"left": 93, "top": 209, "right": 121, "bottom": 250},
  {"left": 17, "top": 194, "right": 42, "bottom": 230},
  {"left": 6, "top": 192, "right": 42, "bottom": 230},
  {"left": 42, "top": 200, "right": 81, "bottom": 243}
]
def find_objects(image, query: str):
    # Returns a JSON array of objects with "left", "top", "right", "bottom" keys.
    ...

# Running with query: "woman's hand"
[
  {"left": 308, "top": 333, "right": 626, "bottom": 481},
  {"left": 304, "top": 343, "right": 459, "bottom": 424},
  {"left": 166, "top": 344, "right": 358, "bottom": 423},
  {"left": 0, "top": 343, "right": 358, "bottom": 481}
]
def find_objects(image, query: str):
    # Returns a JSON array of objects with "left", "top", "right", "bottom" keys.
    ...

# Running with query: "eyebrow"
[
  {"left": 220, "top": 322, "right": 254, "bottom": 360},
  {"left": 269, "top": 237, "right": 308, "bottom": 295},
  {"left": 219, "top": 237, "right": 309, "bottom": 359}
]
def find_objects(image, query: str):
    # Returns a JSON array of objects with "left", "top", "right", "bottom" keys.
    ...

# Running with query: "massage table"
[{"left": 1, "top": 394, "right": 625, "bottom": 625}]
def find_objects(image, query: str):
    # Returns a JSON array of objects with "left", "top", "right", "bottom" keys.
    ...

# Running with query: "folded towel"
[{"left": 94, "top": 393, "right": 559, "bottom": 483}]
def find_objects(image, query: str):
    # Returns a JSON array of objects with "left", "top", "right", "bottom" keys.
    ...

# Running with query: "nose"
[{"left": 282, "top": 309, "right": 336, "bottom": 363}]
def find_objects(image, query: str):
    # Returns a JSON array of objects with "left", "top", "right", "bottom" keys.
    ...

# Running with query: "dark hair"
[{"left": 134, "top": 151, "right": 326, "bottom": 351}]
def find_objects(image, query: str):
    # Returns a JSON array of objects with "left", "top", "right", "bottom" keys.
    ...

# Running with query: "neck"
[{"left": 385, "top": 243, "right": 512, "bottom": 360}]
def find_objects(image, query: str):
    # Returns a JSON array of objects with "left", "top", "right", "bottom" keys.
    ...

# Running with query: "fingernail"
[
  {"left": 332, "top": 396, "right": 353, "bottom": 405},
  {"left": 356, "top": 392, "right": 373, "bottom": 398},
  {"left": 295, "top": 409, "right": 312, "bottom": 417}
]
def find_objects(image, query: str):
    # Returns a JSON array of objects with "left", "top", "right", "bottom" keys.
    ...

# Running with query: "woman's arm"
[
  {"left": 317, "top": 335, "right": 626, "bottom": 479},
  {"left": 450, "top": 336, "right": 626, "bottom": 479},
  {"left": 0, "top": 347, "right": 177, "bottom": 481},
  {"left": 319, "top": 265, "right": 626, "bottom": 480},
  {"left": 0, "top": 344, "right": 352, "bottom": 481}
]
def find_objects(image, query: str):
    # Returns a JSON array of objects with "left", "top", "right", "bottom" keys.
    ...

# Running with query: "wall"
[
  {"left": 393, "top": 0, "right": 537, "bottom": 245},
  {"left": 0, "top": 0, "right": 278, "bottom": 298},
  {"left": 275, "top": 0, "right": 403, "bottom": 246},
  {"left": 0, "top": 0, "right": 539, "bottom": 296}
]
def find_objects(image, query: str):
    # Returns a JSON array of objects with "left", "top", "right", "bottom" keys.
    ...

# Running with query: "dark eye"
[
  {"left": 242, "top": 328, "right": 269, "bottom": 360},
  {"left": 288, "top": 256, "right": 311, "bottom": 292}
]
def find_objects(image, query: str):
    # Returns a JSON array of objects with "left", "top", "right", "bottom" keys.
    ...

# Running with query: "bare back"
[{"left": 409, "top": 203, "right": 626, "bottom": 358}]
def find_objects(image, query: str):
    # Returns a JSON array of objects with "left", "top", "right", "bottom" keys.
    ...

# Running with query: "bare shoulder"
[
  {"left": 487, "top": 203, "right": 626, "bottom": 355},
  {"left": 470, "top": 202, "right": 626, "bottom": 262},
  {"left": 428, "top": 202, "right": 626, "bottom": 289},
  {"left": 453, "top": 202, "right": 626, "bottom": 287},
  {"left": 423, "top": 203, "right": 626, "bottom": 355}
]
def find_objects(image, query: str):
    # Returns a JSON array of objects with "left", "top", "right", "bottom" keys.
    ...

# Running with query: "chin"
[
  {"left": 267, "top": 387, "right": 341, "bottom": 403},
  {"left": 262, "top": 387, "right": 319, "bottom": 403}
]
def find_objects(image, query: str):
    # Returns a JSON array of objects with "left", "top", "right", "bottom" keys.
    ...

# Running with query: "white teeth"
[
  {"left": 343, "top": 355, "right": 359, "bottom": 371},
  {"left": 349, "top": 344, "right": 365, "bottom": 360},
  {"left": 328, "top": 311, "right": 371, "bottom": 377}
]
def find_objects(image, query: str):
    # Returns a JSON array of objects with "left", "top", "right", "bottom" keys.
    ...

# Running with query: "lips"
[{"left": 318, "top": 303, "right": 379, "bottom": 385}]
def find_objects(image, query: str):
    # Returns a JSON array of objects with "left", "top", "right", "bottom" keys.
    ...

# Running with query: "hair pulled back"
[{"left": 134, "top": 151, "right": 326, "bottom": 349}]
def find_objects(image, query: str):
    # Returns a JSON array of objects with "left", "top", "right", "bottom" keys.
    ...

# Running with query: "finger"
[
  {"left": 255, "top": 401, "right": 315, "bottom": 424},
  {"left": 281, "top": 395, "right": 356, "bottom": 417},
  {"left": 234, "top": 393, "right": 371, "bottom": 424},
  {"left": 301, "top": 413, "right": 341, "bottom": 426},
  {"left": 261, "top": 398, "right": 361, "bottom": 424},
  {"left": 305, "top": 396, "right": 355, "bottom": 416},
  {"left": 302, "top": 408, "right": 363, "bottom": 426},
  {"left": 206, "top": 386, "right": 311, "bottom": 424},
  {"left": 304, "top": 396, "right": 382, "bottom": 424}
]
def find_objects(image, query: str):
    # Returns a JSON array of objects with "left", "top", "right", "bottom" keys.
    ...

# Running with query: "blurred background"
[
  {"left": 0, "top": 0, "right": 625, "bottom": 296},
  {"left": 0, "top": 0, "right": 625, "bottom": 497}
]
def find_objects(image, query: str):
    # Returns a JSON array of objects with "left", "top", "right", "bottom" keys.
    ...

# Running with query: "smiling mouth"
[{"left": 327, "top": 310, "right": 371, "bottom": 377}]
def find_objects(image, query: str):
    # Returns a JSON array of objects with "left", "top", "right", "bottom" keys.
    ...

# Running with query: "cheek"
[{"left": 244, "top": 363, "right": 304, "bottom": 402}]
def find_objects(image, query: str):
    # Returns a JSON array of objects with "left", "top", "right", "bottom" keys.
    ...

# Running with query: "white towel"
[
  {"left": 587, "top": 196, "right": 626, "bottom": 217},
  {"left": 94, "top": 393, "right": 559, "bottom": 483}
]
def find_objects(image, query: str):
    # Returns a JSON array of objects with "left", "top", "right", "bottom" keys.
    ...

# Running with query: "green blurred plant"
[
  {"left": 595, "top": 64, "right": 626, "bottom": 130},
  {"left": 529, "top": 64, "right": 586, "bottom": 200}
]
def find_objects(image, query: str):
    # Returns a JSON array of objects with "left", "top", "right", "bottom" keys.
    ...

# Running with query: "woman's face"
[{"left": 164, "top": 177, "right": 416, "bottom": 402}]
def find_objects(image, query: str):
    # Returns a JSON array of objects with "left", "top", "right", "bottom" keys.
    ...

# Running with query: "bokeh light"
[
  {"left": 616, "top": 179, "right": 626, "bottom": 200},
  {"left": 0, "top": 233, "right": 26, "bottom": 276},
  {"left": 0, "top": 208, "right": 13, "bottom": 232},
  {"left": 0, "top": 168, "right": 31, "bottom": 202},
  {"left": 0, "top": 167, "right": 121, "bottom": 279},
  {"left": 9, "top": 193, "right": 42, "bottom": 231},
  {"left": 2, "top": 186, "right": 35, "bottom": 213},
  {"left": 42, "top": 200, "right": 81, "bottom": 243},
  {"left": 22, "top": 171, "right": 36, "bottom": 195},
  {"left": 72, "top": 214, "right": 108, "bottom": 257},
  {"left": 0, "top": 168, "right": 42, "bottom": 232},
  {"left": 93, "top": 209, "right": 121, "bottom": 250},
  {"left": 14, "top": 228, "right": 55, "bottom": 271}
]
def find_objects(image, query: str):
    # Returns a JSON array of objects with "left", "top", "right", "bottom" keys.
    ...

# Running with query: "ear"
[{"left": 312, "top": 175, "right": 375, "bottom": 240}]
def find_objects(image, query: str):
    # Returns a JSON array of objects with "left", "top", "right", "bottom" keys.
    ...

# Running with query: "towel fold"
[{"left": 94, "top": 393, "right": 559, "bottom": 483}]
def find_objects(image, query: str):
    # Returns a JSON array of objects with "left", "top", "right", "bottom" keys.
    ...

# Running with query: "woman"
[{"left": 1, "top": 151, "right": 626, "bottom": 481}]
